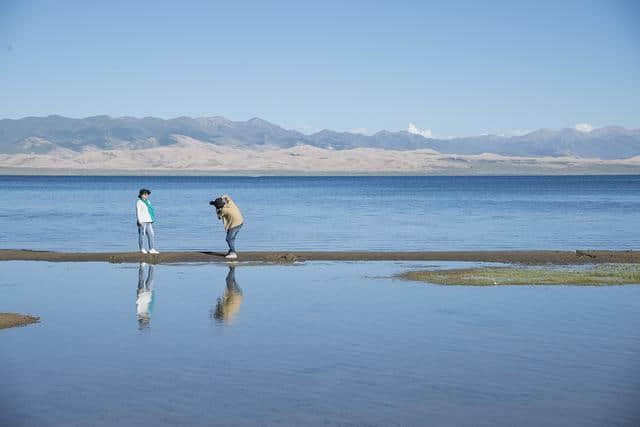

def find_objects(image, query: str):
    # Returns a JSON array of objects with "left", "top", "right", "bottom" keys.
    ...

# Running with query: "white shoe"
[
  {"left": 149, "top": 249, "right": 160, "bottom": 254},
  {"left": 225, "top": 252, "right": 238, "bottom": 259},
  {"left": 141, "top": 248, "right": 148, "bottom": 254}
]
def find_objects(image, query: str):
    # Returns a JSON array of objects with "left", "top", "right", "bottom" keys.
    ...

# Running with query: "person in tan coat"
[{"left": 210, "top": 194, "right": 244, "bottom": 259}]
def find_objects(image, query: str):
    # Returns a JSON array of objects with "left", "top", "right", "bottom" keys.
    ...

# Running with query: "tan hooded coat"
[{"left": 216, "top": 194, "right": 244, "bottom": 230}]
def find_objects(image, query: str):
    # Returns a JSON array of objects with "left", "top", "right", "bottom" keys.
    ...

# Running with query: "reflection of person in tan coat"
[{"left": 212, "top": 266, "right": 243, "bottom": 324}]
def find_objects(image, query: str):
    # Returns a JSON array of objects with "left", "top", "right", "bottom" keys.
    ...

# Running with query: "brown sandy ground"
[
  {"left": 0, "top": 313, "right": 40, "bottom": 329},
  {"left": 0, "top": 249, "right": 638, "bottom": 265}
]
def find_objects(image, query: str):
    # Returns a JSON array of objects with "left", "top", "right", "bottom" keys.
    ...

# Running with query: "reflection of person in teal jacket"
[
  {"left": 212, "top": 266, "right": 243, "bottom": 324},
  {"left": 136, "top": 263, "right": 155, "bottom": 329}
]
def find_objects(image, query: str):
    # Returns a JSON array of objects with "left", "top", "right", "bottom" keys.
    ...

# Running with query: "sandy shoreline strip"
[
  {"left": 0, "top": 313, "right": 40, "bottom": 329},
  {"left": 0, "top": 249, "right": 638, "bottom": 265}
]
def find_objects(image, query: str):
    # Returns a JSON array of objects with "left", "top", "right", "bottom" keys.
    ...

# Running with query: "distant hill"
[{"left": 1, "top": 115, "right": 639, "bottom": 160}]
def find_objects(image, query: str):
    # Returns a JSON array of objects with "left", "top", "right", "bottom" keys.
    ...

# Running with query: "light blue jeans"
[
  {"left": 138, "top": 222, "right": 155, "bottom": 250},
  {"left": 226, "top": 224, "right": 242, "bottom": 253},
  {"left": 138, "top": 263, "right": 155, "bottom": 291}
]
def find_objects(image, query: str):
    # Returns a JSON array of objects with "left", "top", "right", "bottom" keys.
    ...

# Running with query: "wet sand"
[
  {"left": 0, "top": 313, "right": 40, "bottom": 329},
  {"left": 0, "top": 249, "right": 638, "bottom": 265}
]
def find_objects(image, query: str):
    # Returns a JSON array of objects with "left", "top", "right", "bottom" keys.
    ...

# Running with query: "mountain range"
[{"left": 1, "top": 115, "right": 640, "bottom": 160}]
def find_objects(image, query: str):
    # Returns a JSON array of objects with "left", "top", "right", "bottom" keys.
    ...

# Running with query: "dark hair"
[
  {"left": 210, "top": 197, "right": 226, "bottom": 209},
  {"left": 139, "top": 188, "right": 151, "bottom": 196}
]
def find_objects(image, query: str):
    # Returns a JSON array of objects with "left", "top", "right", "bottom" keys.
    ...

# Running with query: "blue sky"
[{"left": 1, "top": 0, "right": 638, "bottom": 136}]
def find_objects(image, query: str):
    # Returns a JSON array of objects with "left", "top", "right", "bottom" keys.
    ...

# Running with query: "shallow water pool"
[{"left": 1, "top": 261, "right": 639, "bottom": 426}]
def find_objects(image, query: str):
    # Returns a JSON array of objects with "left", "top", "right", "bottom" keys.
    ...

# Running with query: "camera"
[{"left": 210, "top": 197, "right": 226, "bottom": 209}]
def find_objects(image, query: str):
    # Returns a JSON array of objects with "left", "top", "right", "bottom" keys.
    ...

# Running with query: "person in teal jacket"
[{"left": 136, "top": 188, "right": 159, "bottom": 254}]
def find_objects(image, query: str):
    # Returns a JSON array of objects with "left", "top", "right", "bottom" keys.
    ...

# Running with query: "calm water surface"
[
  {"left": 1, "top": 261, "right": 639, "bottom": 426},
  {"left": 1, "top": 175, "right": 639, "bottom": 251}
]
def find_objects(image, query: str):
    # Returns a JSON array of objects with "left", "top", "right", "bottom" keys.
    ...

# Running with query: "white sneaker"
[
  {"left": 225, "top": 252, "right": 238, "bottom": 259},
  {"left": 141, "top": 248, "right": 148, "bottom": 254},
  {"left": 149, "top": 249, "right": 160, "bottom": 254}
]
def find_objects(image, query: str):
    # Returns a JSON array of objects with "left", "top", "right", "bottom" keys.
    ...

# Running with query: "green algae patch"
[
  {"left": 399, "top": 264, "right": 640, "bottom": 286},
  {"left": 0, "top": 313, "right": 40, "bottom": 329}
]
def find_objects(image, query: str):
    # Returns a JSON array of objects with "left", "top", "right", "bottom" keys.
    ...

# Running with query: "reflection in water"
[
  {"left": 136, "top": 263, "right": 155, "bottom": 329},
  {"left": 212, "top": 266, "right": 243, "bottom": 325}
]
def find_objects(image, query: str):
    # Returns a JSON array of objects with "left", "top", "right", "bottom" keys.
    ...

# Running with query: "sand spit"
[
  {"left": 0, "top": 313, "right": 40, "bottom": 330},
  {"left": 0, "top": 249, "right": 638, "bottom": 265}
]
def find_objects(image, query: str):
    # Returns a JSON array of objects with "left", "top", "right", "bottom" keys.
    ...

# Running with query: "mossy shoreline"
[{"left": 399, "top": 264, "right": 640, "bottom": 286}]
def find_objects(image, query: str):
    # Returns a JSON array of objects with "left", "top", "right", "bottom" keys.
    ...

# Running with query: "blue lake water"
[
  {"left": 1, "top": 261, "right": 639, "bottom": 426},
  {"left": 1, "top": 175, "right": 639, "bottom": 252}
]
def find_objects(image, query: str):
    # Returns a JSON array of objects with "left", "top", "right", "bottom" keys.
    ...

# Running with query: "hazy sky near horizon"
[{"left": 1, "top": 0, "right": 639, "bottom": 136}]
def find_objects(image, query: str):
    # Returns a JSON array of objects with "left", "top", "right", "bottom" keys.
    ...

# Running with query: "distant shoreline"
[
  {"left": 1, "top": 249, "right": 638, "bottom": 265},
  {"left": 2, "top": 168, "right": 640, "bottom": 176}
]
